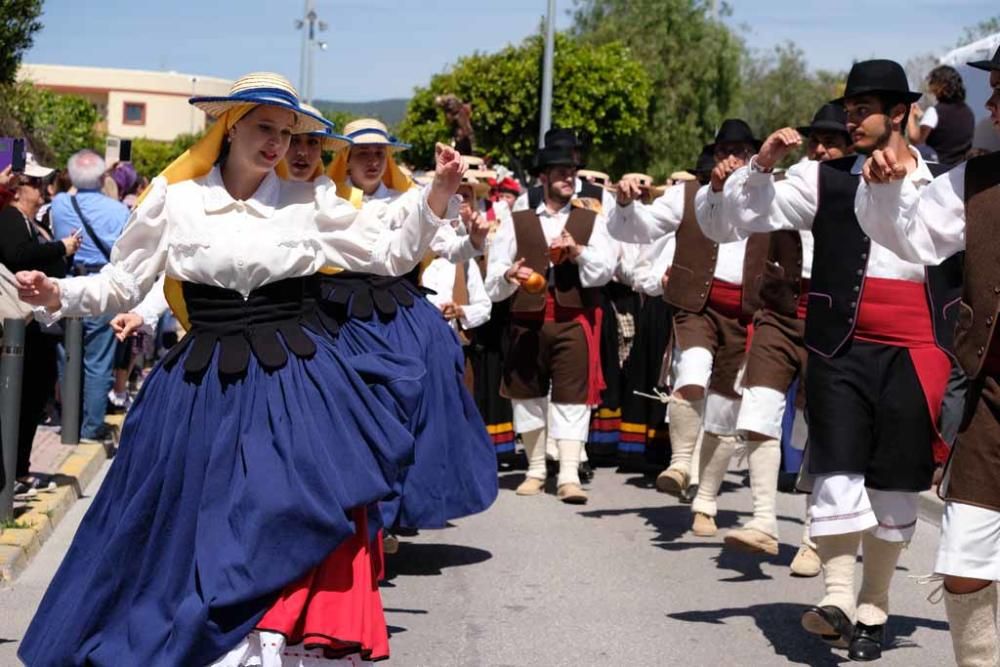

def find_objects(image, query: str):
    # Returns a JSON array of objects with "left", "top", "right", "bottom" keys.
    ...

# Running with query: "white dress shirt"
[
  {"left": 422, "top": 258, "right": 491, "bottom": 332},
  {"left": 855, "top": 162, "right": 967, "bottom": 266},
  {"left": 715, "top": 149, "right": 936, "bottom": 282},
  {"left": 50, "top": 167, "right": 453, "bottom": 319},
  {"left": 633, "top": 234, "right": 677, "bottom": 297},
  {"left": 484, "top": 201, "right": 615, "bottom": 303}
]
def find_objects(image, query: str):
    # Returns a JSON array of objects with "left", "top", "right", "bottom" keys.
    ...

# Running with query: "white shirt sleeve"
[
  {"left": 920, "top": 105, "right": 939, "bottom": 130},
  {"left": 577, "top": 213, "right": 616, "bottom": 288},
  {"left": 336, "top": 185, "right": 458, "bottom": 276},
  {"left": 721, "top": 158, "right": 820, "bottom": 235},
  {"left": 131, "top": 273, "right": 169, "bottom": 334},
  {"left": 607, "top": 183, "right": 686, "bottom": 244},
  {"left": 459, "top": 260, "right": 491, "bottom": 330},
  {"left": 429, "top": 221, "right": 480, "bottom": 263},
  {"left": 855, "top": 163, "right": 967, "bottom": 265},
  {"left": 484, "top": 210, "right": 518, "bottom": 302},
  {"left": 52, "top": 177, "right": 170, "bottom": 319}
]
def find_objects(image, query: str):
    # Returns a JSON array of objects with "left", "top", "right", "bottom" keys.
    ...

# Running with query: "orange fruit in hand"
[{"left": 523, "top": 271, "right": 547, "bottom": 294}]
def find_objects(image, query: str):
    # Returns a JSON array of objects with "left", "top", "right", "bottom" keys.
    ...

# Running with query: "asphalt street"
[{"left": 1, "top": 459, "right": 951, "bottom": 666}]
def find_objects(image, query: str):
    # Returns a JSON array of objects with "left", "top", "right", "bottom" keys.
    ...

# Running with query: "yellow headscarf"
[
  {"left": 137, "top": 104, "right": 254, "bottom": 330},
  {"left": 326, "top": 148, "right": 414, "bottom": 210},
  {"left": 274, "top": 157, "right": 325, "bottom": 182}
]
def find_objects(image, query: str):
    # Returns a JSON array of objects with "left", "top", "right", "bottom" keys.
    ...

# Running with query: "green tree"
[
  {"left": 0, "top": 0, "right": 43, "bottom": 85},
  {"left": 0, "top": 81, "right": 99, "bottom": 165},
  {"left": 957, "top": 15, "right": 1000, "bottom": 47},
  {"left": 130, "top": 132, "right": 203, "bottom": 179},
  {"left": 737, "top": 42, "right": 845, "bottom": 141},
  {"left": 572, "top": 0, "right": 742, "bottom": 177},
  {"left": 397, "top": 32, "right": 650, "bottom": 175}
]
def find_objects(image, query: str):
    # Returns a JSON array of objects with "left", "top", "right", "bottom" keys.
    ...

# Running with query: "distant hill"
[{"left": 313, "top": 99, "right": 410, "bottom": 128}]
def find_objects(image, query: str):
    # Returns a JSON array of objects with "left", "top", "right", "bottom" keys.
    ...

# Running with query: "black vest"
[
  {"left": 927, "top": 102, "right": 975, "bottom": 168},
  {"left": 527, "top": 179, "right": 604, "bottom": 210},
  {"left": 805, "top": 156, "right": 961, "bottom": 357}
]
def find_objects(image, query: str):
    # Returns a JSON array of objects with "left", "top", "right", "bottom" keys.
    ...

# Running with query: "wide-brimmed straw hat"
[
  {"left": 340, "top": 118, "right": 409, "bottom": 151},
  {"left": 189, "top": 72, "right": 330, "bottom": 134},
  {"left": 299, "top": 103, "right": 351, "bottom": 150},
  {"left": 459, "top": 170, "right": 491, "bottom": 198},
  {"left": 621, "top": 172, "right": 666, "bottom": 199}
]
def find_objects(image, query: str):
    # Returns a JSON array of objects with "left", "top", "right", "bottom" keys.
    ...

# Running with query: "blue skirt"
[
  {"left": 331, "top": 292, "right": 498, "bottom": 530},
  {"left": 18, "top": 331, "right": 423, "bottom": 667}
]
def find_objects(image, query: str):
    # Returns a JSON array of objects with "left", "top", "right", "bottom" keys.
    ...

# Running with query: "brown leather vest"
[
  {"left": 754, "top": 231, "right": 805, "bottom": 317},
  {"left": 955, "top": 152, "right": 1000, "bottom": 378},
  {"left": 510, "top": 206, "right": 598, "bottom": 314},
  {"left": 663, "top": 180, "right": 769, "bottom": 315}
]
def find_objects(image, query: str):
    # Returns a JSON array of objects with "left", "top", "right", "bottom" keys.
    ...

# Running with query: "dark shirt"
[
  {"left": 0, "top": 205, "right": 68, "bottom": 277},
  {"left": 927, "top": 101, "right": 975, "bottom": 168}
]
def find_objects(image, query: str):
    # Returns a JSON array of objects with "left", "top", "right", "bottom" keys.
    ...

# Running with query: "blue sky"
[{"left": 25, "top": 0, "right": 999, "bottom": 101}]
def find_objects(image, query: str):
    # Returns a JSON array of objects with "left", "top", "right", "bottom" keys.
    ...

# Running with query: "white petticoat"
[{"left": 208, "top": 632, "right": 372, "bottom": 667}]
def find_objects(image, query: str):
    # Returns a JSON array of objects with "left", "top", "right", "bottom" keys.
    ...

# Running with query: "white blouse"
[
  {"left": 633, "top": 234, "right": 677, "bottom": 297},
  {"left": 421, "top": 258, "right": 491, "bottom": 332},
  {"left": 49, "top": 167, "right": 452, "bottom": 319}
]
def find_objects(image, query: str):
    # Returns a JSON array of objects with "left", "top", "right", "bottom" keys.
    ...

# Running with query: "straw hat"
[
  {"left": 669, "top": 171, "right": 696, "bottom": 183},
  {"left": 299, "top": 103, "right": 351, "bottom": 150},
  {"left": 189, "top": 72, "right": 330, "bottom": 134},
  {"left": 578, "top": 169, "right": 610, "bottom": 187},
  {"left": 340, "top": 118, "right": 409, "bottom": 151},
  {"left": 459, "top": 170, "right": 491, "bottom": 198},
  {"left": 621, "top": 172, "right": 667, "bottom": 199}
]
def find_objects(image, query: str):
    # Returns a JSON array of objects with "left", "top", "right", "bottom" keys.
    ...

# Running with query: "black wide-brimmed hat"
[
  {"left": 544, "top": 128, "right": 582, "bottom": 149},
  {"left": 707, "top": 118, "right": 761, "bottom": 152},
  {"left": 531, "top": 144, "right": 580, "bottom": 174},
  {"left": 833, "top": 59, "right": 921, "bottom": 104},
  {"left": 968, "top": 45, "right": 1000, "bottom": 72},
  {"left": 687, "top": 144, "right": 716, "bottom": 176},
  {"left": 797, "top": 103, "right": 850, "bottom": 139}
]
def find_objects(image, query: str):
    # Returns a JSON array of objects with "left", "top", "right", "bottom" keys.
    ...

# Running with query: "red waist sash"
[
  {"left": 796, "top": 279, "right": 811, "bottom": 320},
  {"left": 517, "top": 291, "right": 606, "bottom": 406},
  {"left": 855, "top": 278, "right": 951, "bottom": 463},
  {"left": 707, "top": 279, "right": 743, "bottom": 321}
]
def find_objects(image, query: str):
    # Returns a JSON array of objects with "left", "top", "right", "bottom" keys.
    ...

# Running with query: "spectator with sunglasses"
[{"left": 0, "top": 154, "right": 80, "bottom": 497}]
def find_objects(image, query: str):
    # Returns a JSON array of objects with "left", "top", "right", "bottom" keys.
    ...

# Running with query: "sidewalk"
[{"left": 0, "top": 415, "right": 121, "bottom": 581}]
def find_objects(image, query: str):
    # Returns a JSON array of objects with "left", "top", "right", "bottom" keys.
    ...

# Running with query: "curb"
[{"left": 0, "top": 417, "right": 120, "bottom": 581}]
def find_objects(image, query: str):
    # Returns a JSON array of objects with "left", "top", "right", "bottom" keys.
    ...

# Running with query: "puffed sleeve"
[
  {"left": 47, "top": 177, "right": 170, "bottom": 320},
  {"left": 459, "top": 260, "right": 491, "bottom": 330},
  {"left": 576, "top": 213, "right": 615, "bottom": 288},
  {"left": 131, "top": 273, "right": 170, "bottom": 334},
  {"left": 721, "top": 158, "right": 819, "bottom": 236},
  {"left": 607, "top": 183, "right": 686, "bottom": 244},
  {"left": 855, "top": 165, "right": 967, "bottom": 266},
  {"left": 484, "top": 210, "right": 518, "bottom": 303},
  {"left": 313, "top": 182, "right": 459, "bottom": 276}
]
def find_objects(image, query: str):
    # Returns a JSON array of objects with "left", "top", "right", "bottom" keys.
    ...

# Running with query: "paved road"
[{"left": 1, "top": 460, "right": 950, "bottom": 666}]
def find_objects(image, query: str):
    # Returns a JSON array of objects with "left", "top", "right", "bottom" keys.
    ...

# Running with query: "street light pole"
[
  {"left": 295, "top": 0, "right": 328, "bottom": 105},
  {"left": 538, "top": 0, "right": 556, "bottom": 147}
]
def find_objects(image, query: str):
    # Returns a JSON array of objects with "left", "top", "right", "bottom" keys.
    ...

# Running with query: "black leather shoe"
[
  {"left": 801, "top": 605, "right": 853, "bottom": 649},
  {"left": 578, "top": 462, "right": 594, "bottom": 483},
  {"left": 848, "top": 622, "right": 884, "bottom": 661}
]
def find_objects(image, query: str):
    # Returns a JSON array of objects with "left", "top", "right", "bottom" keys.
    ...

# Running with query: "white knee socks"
[
  {"left": 668, "top": 396, "right": 705, "bottom": 476},
  {"left": 522, "top": 428, "right": 548, "bottom": 481},
  {"left": 691, "top": 433, "right": 737, "bottom": 518},
  {"left": 856, "top": 532, "right": 905, "bottom": 626},
  {"left": 944, "top": 583, "right": 1000, "bottom": 667},
  {"left": 816, "top": 531, "right": 862, "bottom": 617},
  {"left": 556, "top": 439, "right": 584, "bottom": 487},
  {"left": 744, "top": 438, "right": 781, "bottom": 539}
]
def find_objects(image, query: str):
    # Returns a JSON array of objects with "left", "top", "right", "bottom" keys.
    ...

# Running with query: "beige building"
[{"left": 18, "top": 64, "right": 233, "bottom": 141}]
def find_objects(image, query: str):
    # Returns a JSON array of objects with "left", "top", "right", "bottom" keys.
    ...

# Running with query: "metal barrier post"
[
  {"left": 1, "top": 318, "right": 26, "bottom": 521},
  {"left": 61, "top": 317, "right": 82, "bottom": 445}
]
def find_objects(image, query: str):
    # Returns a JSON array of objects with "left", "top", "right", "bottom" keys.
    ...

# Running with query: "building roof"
[{"left": 18, "top": 64, "right": 233, "bottom": 98}]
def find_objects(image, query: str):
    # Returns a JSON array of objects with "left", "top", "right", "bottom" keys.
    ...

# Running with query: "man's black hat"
[
  {"left": 833, "top": 59, "right": 921, "bottom": 104},
  {"left": 797, "top": 103, "right": 850, "bottom": 139},
  {"left": 544, "top": 128, "right": 582, "bottom": 149},
  {"left": 688, "top": 144, "right": 716, "bottom": 176},
  {"left": 532, "top": 144, "right": 580, "bottom": 174},
  {"left": 968, "top": 45, "right": 1000, "bottom": 72},
  {"left": 708, "top": 118, "right": 761, "bottom": 152}
]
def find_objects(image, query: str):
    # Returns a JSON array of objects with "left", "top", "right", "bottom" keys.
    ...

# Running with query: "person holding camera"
[
  {"left": 50, "top": 149, "right": 130, "bottom": 442},
  {"left": 0, "top": 153, "right": 79, "bottom": 497}
]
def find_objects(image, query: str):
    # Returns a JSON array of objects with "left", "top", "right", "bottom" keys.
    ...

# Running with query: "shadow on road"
[
  {"left": 384, "top": 543, "right": 493, "bottom": 581},
  {"left": 667, "top": 603, "right": 949, "bottom": 665}
]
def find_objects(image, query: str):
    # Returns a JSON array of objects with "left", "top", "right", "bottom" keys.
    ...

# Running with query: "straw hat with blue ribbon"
[
  {"left": 299, "top": 103, "right": 351, "bottom": 151},
  {"left": 339, "top": 118, "right": 410, "bottom": 151},
  {"left": 190, "top": 72, "right": 330, "bottom": 134}
]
